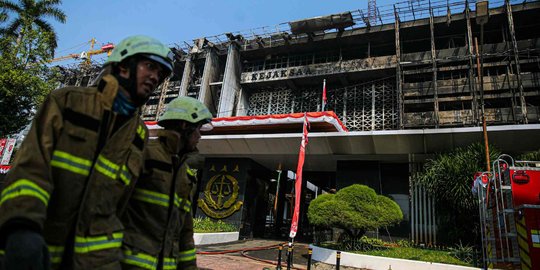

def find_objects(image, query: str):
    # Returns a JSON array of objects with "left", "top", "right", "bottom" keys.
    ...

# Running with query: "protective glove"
[{"left": 3, "top": 229, "right": 50, "bottom": 270}]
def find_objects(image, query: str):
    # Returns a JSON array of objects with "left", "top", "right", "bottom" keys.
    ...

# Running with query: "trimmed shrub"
[{"left": 307, "top": 184, "right": 402, "bottom": 245}]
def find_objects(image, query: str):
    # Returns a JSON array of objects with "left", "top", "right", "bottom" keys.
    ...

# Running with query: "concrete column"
[
  {"left": 218, "top": 43, "right": 242, "bottom": 117},
  {"left": 179, "top": 55, "right": 193, "bottom": 97},
  {"left": 394, "top": 6, "right": 404, "bottom": 129},
  {"left": 199, "top": 48, "right": 220, "bottom": 115},
  {"left": 505, "top": 0, "right": 528, "bottom": 123},
  {"left": 465, "top": 2, "right": 480, "bottom": 125},
  {"left": 235, "top": 87, "right": 250, "bottom": 116},
  {"left": 429, "top": 8, "right": 440, "bottom": 127}
]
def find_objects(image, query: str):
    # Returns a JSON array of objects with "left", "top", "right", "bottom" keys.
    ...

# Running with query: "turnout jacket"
[
  {"left": 121, "top": 130, "right": 197, "bottom": 270},
  {"left": 0, "top": 75, "right": 148, "bottom": 269}
]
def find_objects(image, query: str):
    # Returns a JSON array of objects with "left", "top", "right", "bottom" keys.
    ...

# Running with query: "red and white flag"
[
  {"left": 0, "top": 139, "right": 6, "bottom": 157},
  {"left": 322, "top": 79, "right": 327, "bottom": 111},
  {"left": 1, "top": 138, "right": 16, "bottom": 165},
  {"left": 289, "top": 114, "right": 310, "bottom": 239}
]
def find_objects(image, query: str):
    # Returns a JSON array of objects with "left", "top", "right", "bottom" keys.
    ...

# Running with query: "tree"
[
  {"left": 0, "top": 11, "right": 7, "bottom": 23},
  {"left": 413, "top": 142, "right": 501, "bottom": 245},
  {"left": 0, "top": 27, "right": 59, "bottom": 137},
  {"left": 0, "top": 0, "right": 66, "bottom": 52},
  {"left": 307, "top": 184, "right": 403, "bottom": 247},
  {"left": 518, "top": 149, "right": 540, "bottom": 161}
]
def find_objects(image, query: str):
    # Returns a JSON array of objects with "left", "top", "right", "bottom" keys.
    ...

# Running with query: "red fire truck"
[{"left": 473, "top": 155, "right": 540, "bottom": 270}]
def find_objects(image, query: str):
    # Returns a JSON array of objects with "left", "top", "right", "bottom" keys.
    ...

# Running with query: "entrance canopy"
[
  {"left": 204, "top": 111, "right": 348, "bottom": 135},
  {"left": 197, "top": 124, "right": 540, "bottom": 172},
  {"left": 145, "top": 111, "right": 348, "bottom": 136}
]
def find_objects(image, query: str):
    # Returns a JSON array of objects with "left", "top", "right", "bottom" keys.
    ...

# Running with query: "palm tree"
[
  {"left": 0, "top": 11, "right": 7, "bottom": 23},
  {"left": 0, "top": 0, "right": 66, "bottom": 50},
  {"left": 413, "top": 142, "right": 501, "bottom": 245}
]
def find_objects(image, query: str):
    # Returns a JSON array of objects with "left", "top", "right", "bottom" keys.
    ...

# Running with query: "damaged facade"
[{"left": 59, "top": 0, "right": 540, "bottom": 243}]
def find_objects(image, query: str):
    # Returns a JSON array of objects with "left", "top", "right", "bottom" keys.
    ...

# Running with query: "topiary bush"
[{"left": 307, "top": 184, "right": 403, "bottom": 249}]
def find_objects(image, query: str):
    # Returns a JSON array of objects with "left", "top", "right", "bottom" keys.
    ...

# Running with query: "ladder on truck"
[
  {"left": 475, "top": 155, "right": 540, "bottom": 270},
  {"left": 476, "top": 155, "right": 520, "bottom": 269}
]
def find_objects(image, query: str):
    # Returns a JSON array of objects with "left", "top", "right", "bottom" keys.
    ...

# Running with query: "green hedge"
[
  {"left": 320, "top": 237, "right": 474, "bottom": 267},
  {"left": 193, "top": 217, "right": 237, "bottom": 233}
]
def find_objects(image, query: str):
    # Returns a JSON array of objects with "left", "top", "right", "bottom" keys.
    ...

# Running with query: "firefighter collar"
[
  {"left": 98, "top": 74, "right": 120, "bottom": 110},
  {"left": 157, "top": 129, "right": 185, "bottom": 155}
]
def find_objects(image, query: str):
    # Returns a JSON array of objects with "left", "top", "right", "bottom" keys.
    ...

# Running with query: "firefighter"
[
  {"left": 185, "top": 152, "right": 204, "bottom": 203},
  {"left": 120, "top": 96, "right": 212, "bottom": 270},
  {"left": 0, "top": 35, "right": 174, "bottom": 269}
]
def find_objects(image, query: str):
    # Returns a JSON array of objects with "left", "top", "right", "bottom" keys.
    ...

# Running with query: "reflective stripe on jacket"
[
  {"left": 0, "top": 74, "right": 148, "bottom": 269},
  {"left": 121, "top": 130, "right": 197, "bottom": 270}
]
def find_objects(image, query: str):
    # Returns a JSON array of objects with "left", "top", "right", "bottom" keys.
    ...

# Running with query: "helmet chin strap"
[
  {"left": 178, "top": 122, "right": 199, "bottom": 154},
  {"left": 180, "top": 128, "right": 192, "bottom": 151},
  {"left": 113, "top": 58, "right": 148, "bottom": 107}
]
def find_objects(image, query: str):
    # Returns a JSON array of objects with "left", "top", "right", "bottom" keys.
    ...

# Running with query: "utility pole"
[{"left": 476, "top": 0, "right": 491, "bottom": 171}]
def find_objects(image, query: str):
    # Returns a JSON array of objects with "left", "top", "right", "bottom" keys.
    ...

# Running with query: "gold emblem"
[{"left": 198, "top": 167, "right": 243, "bottom": 219}]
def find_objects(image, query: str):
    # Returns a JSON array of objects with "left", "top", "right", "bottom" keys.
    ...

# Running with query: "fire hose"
[{"left": 197, "top": 242, "right": 307, "bottom": 270}]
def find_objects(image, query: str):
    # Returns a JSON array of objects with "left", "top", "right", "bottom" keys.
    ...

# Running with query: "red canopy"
[
  {"left": 146, "top": 111, "right": 348, "bottom": 135},
  {"left": 0, "top": 165, "right": 10, "bottom": 174}
]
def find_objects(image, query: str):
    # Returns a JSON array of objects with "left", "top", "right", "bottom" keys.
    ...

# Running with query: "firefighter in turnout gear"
[
  {"left": 120, "top": 96, "right": 213, "bottom": 270},
  {"left": 0, "top": 35, "right": 174, "bottom": 269}
]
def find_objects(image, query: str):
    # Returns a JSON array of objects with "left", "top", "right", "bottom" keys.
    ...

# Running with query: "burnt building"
[{"left": 60, "top": 0, "right": 540, "bottom": 243}]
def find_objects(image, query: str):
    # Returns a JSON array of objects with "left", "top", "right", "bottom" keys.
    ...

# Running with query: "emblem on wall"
[{"left": 198, "top": 166, "right": 243, "bottom": 219}]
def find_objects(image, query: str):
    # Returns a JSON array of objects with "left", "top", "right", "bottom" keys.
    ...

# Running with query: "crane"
[{"left": 50, "top": 38, "right": 115, "bottom": 67}]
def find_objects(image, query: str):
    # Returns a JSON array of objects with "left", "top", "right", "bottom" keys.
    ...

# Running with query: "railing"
[{"left": 173, "top": 0, "right": 539, "bottom": 53}]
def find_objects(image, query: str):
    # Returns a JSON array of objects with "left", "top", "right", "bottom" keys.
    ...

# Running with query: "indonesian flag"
[
  {"left": 0, "top": 139, "right": 6, "bottom": 157},
  {"left": 289, "top": 114, "right": 310, "bottom": 239},
  {"left": 322, "top": 79, "right": 327, "bottom": 111}
]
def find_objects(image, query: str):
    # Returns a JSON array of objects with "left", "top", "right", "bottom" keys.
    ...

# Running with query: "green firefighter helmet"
[
  {"left": 158, "top": 96, "right": 213, "bottom": 131},
  {"left": 105, "top": 35, "right": 174, "bottom": 76}
]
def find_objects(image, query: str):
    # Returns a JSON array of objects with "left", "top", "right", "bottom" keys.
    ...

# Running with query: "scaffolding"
[{"left": 173, "top": 0, "right": 538, "bottom": 54}]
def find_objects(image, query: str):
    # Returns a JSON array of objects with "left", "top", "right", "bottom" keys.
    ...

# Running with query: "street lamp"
[{"left": 475, "top": 0, "right": 491, "bottom": 172}]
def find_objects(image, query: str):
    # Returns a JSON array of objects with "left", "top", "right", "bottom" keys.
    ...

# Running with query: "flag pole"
[
  {"left": 287, "top": 113, "right": 310, "bottom": 269},
  {"left": 322, "top": 79, "right": 327, "bottom": 112},
  {"left": 273, "top": 163, "right": 283, "bottom": 225}
]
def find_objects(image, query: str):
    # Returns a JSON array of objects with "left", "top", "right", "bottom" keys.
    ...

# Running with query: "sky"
[{"left": 50, "top": 0, "right": 396, "bottom": 63}]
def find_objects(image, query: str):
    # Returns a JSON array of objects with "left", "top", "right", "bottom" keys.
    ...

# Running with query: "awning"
[
  {"left": 146, "top": 111, "right": 348, "bottom": 135},
  {"left": 205, "top": 111, "right": 348, "bottom": 135},
  {"left": 0, "top": 165, "right": 10, "bottom": 174}
]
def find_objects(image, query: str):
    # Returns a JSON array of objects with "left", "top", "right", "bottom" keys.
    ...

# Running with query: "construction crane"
[{"left": 50, "top": 38, "right": 115, "bottom": 67}]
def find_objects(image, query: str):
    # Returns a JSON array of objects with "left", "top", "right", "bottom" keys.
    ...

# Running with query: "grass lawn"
[
  {"left": 356, "top": 246, "right": 472, "bottom": 266},
  {"left": 320, "top": 242, "right": 473, "bottom": 267}
]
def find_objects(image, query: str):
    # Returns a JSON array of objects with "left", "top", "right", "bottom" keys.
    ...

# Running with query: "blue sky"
[{"left": 51, "top": 0, "right": 395, "bottom": 63}]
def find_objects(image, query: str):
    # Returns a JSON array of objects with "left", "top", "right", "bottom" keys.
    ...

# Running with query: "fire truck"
[{"left": 473, "top": 155, "right": 540, "bottom": 270}]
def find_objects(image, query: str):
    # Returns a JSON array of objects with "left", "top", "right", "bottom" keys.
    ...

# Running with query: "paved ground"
[
  {"left": 196, "top": 239, "right": 309, "bottom": 270},
  {"left": 196, "top": 238, "right": 365, "bottom": 270}
]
